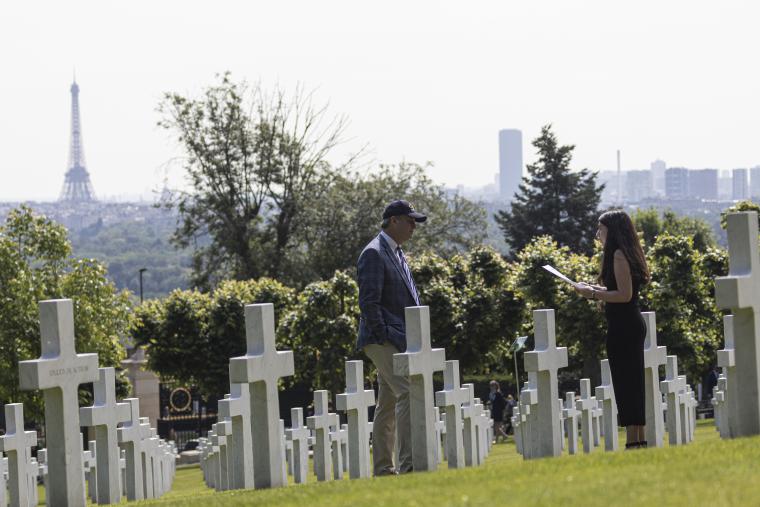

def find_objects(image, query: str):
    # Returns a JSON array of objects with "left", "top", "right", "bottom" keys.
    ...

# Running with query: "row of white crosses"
[
  {"left": 197, "top": 304, "right": 496, "bottom": 495},
  {"left": 711, "top": 212, "right": 760, "bottom": 440},
  {"left": 198, "top": 304, "right": 366, "bottom": 492},
  {"left": 511, "top": 308, "right": 699, "bottom": 460},
  {"left": 712, "top": 315, "right": 737, "bottom": 439},
  {"left": 715, "top": 211, "right": 760, "bottom": 438},
  {"left": 3, "top": 299, "right": 178, "bottom": 507}
]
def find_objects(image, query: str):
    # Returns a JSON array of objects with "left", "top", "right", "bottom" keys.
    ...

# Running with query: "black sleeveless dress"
[{"left": 604, "top": 277, "right": 646, "bottom": 426}]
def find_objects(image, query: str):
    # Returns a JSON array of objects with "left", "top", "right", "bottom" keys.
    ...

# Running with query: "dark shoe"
[{"left": 375, "top": 468, "right": 397, "bottom": 477}]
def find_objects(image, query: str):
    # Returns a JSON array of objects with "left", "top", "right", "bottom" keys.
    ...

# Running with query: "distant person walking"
[
  {"left": 357, "top": 200, "right": 427, "bottom": 475},
  {"left": 488, "top": 380, "right": 508, "bottom": 442},
  {"left": 574, "top": 210, "right": 650, "bottom": 449}
]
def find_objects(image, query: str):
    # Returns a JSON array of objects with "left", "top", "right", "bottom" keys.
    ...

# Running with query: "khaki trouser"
[{"left": 364, "top": 342, "right": 412, "bottom": 474}]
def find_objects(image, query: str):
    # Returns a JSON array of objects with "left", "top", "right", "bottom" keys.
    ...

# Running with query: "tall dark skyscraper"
[
  {"left": 59, "top": 79, "right": 96, "bottom": 202},
  {"left": 498, "top": 129, "right": 523, "bottom": 202}
]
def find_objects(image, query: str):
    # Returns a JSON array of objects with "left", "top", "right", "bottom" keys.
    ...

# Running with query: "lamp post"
[
  {"left": 510, "top": 335, "right": 528, "bottom": 449},
  {"left": 138, "top": 268, "right": 148, "bottom": 303}
]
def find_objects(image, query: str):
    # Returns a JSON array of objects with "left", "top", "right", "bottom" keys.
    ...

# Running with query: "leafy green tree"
[
  {"left": 508, "top": 236, "right": 607, "bottom": 384},
  {"left": 0, "top": 206, "right": 132, "bottom": 422},
  {"left": 495, "top": 125, "right": 603, "bottom": 256},
  {"left": 632, "top": 208, "right": 716, "bottom": 252},
  {"left": 158, "top": 73, "right": 356, "bottom": 289},
  {"left": 640, "top": 234, "right": 723, "bottom": 381},
  {"left": 720, "top": 200, "right": 760, "bottom": 232},
  {"left": 131, "top": 278, "right": 295, "bottom": 398},
  {"left": 280, "top": 271, "right": 359, "bottom": 395},
  {"left": 407, "top": 247, "right": 522, "bottom": 378},
  {"left": 295, "top": 162, "right": 488, "bottom": 281}
]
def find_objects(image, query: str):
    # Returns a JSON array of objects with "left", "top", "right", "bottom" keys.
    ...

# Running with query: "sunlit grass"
[{"left": 108, "top": 419, "right": 760, "bottom": 507}]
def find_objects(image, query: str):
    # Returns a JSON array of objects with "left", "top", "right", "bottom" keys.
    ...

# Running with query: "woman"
[{"left": 574, "top": 210, "right": 650, "bottom": 449}]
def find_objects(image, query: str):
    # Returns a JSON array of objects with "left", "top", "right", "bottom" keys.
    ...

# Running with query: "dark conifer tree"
[{"left": 495, "top": 124, "right": 604, "bottom": 256}]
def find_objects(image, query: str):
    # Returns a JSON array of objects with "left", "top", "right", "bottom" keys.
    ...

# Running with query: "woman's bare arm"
[{"left": 595, "top": 250, "right": 633, "bottom": 303}]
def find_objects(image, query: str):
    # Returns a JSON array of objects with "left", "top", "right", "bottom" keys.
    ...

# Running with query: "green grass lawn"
[{"left": 41, "top": 419, "right": 760, "bottom": 506}]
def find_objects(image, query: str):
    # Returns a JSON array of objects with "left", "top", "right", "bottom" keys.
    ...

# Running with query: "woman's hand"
[{"left": 573, "top": 282, "right": 594, "bottom": 299}]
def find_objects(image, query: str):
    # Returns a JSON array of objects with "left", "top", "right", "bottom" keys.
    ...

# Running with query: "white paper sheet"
[{"left": 542, "top": 264, "right": 577, "bottom": 286}]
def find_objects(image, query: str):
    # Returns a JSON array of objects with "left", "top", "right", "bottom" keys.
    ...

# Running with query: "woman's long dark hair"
[{"left": 598, "top": 210, "right": 650, "bottom": 288}]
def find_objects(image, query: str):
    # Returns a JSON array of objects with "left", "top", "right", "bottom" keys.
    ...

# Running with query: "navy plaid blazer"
[{"left": 356, "top": 233, "right": 419, "bottom": 353}]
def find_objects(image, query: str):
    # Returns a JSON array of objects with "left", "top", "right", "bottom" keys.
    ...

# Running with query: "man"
[
  {"left": 357, "top": 199, "right": 427, "bottom": 475},
  {"left": 488, "top": 380, "right": 508, "bottom": 442}
]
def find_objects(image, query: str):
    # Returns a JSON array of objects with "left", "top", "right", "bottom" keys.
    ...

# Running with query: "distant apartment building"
[
  {"left": 750, "top": 166, "right": 760, "bottom": 198},
  {"left": 597, "top": 170, "right": 621, "bottom": 204},
  {"left": 733, "top": 168, "right": 749, "bottom": 200},
  {"left": 625, "top": 170, "right": 653, "bottom": 202},
  {"left": 688, "top": 169, "right": 718, "bottom": 200},
  {"left": 650, "top": 159, "right": 667, "bottom": 195},
  {"left": 665, "top": 167, "right": 689, "bottom": 199},
  {"left": 499, "top": 129, "right": 523, "bottom": 202},
  {"left": 718, "top": 170, "right": 732, "bottom": 200}
]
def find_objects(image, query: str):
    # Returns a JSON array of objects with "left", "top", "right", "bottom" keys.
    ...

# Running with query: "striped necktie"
[{"left": 396, "top": 246, "right": 420, "bottom": 305}]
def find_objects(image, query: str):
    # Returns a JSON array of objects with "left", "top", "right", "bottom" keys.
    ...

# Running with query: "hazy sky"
[{"left": 2, "top": 0, "right": 758, "bottom": 201}]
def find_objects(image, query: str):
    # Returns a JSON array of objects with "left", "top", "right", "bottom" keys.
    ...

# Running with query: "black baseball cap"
[{"left": 382, "top": 200, "right": 427, "bottom": 222}]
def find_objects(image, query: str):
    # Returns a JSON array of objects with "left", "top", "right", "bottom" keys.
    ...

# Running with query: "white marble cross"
[
  {"left": 229, "top": 304, "right": 294, "bottom": 489},
  {"left": 84, "top": 440, "right": 98, "bottom": 503},
  {"left": 524, "top": 309, "right": 568, "bottom": 458},
  {"left": 642, "top": 312, "right": 667, "bottom": 448},
  {"left": 717, "top": 315, "right": 737, "bottom": 438},
  {"left": 117, "top": 398, "right": 144, "bottom": 501},
  {"left": 715, "top": 211, "right": 760, "bottom": 436},
  {"left": 206, "top": 432, "right": 218, "bottom": 491},
  {"left": 0, "top": 453, "right": 6, "bottom": 507},
  {"left": 18, "top": 299, "right": 99, "bottom": 506},
  {"left": 218, "top": 381, "right": 254, "bottom": 489},
  {"left": 286, "top": 407, "right": 310, "bottom": 484},
  {"left": 336, "top": 360, "right": 374, "bottom": 479},
  {"left": 212, "top": 421, "right": 232, "bottom": 491},
  {"left": 576, "top": 379, "right": 596, "bottom": 453},
  {"left": 433, "top": 407, "right": 445, "bottom": 465},
  {"left": 716, "top": 376, "right": 730, "bottom": 438},
  {"left": 511, "top": 405, "right": 523, "bottom": 455},
  {"left": 659, "top": 355, "right": 682, "bottom": 445},
  {"left": 475, "top": 401, "right": 488, "bottom": 460},
  {"left": 471, "top": 399, "right": 486, "bottom": 463},
  {"left": 29, "top": 456, "right": 39, "bottom": 506},
  {"left": 216, "top": 419, "right": 238, "bottom": 489},
  {"left": 461, "top": 383, "right": 479, "bottom": 465},
  {"left": 519, "top": 374, "right": 539, "bottom": 459},
  {"left": 80, "top": 367, "right": 131, "bottom": 504},
  {"left": 37, "top": 448, "right": 49, "bottom": 504},
  {"left": 435, "top": 360, "right": 467, "bottom": 469},
  {"left": 591, "top": 398, "right": 602, "bottom": 447},
  {"left": 563, "top": 392, "right": 580, "bottom": 454},
  {"left": 557, "top": 398, "right": 565, "bottom": 452},
  {"left": 0, "top": 403, "right": 37, "bottom": 507},
  {"left": 340, "top": 424, "right": 350, "bottom": 473},
  {"left": 139, "top": 418, "right": 155, "bottom": 498},
  {"left": 678, "top": 375, "right": 692, "bottom": 444},
  {"left": 393, "top": 306, "right": 446, "bottom": 472},
  {"left": 328, "top": 414, "right": 344, "bottom": 480},
  {"left": 278, "top": 419, "right": 288, "bottom": 486},
  {"left": 119, "top": 448, "right": 127, "bottom": 498},
  {"left": 595, "top": 359, "right": 619, "bottom": 451},
  {"left": 307, "top": 390, "right": 333, "bottom": 482}
]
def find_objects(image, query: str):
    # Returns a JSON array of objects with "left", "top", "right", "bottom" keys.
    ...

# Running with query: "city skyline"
[{"left": 2, "top": 1, "right": 760, "bottom": 201}]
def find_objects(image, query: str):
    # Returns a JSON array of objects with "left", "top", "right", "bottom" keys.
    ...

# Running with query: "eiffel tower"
[{"left": 59, "top": 78, "right": 96, "bottom": 202}]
